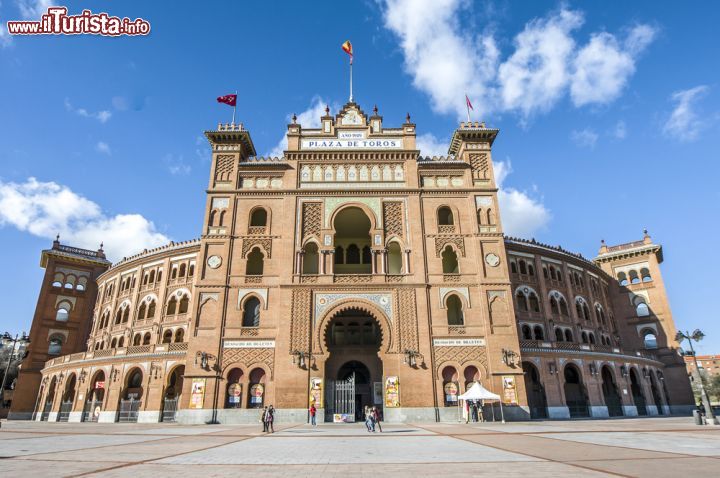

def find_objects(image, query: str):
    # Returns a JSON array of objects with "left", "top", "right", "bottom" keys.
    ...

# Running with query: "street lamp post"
[
  {"left": 676, "top": 329, "right": 717, "bottom": 425},
  {"left": 0, "top": 332, "right": 31, "bottom": 405}
]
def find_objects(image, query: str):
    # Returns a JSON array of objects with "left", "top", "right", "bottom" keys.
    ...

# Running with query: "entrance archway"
[
  {"left": 522, "top": 362, "right": 548, "bottom": 419},
  {"left": 162, "top": 365, "right": 184, "bottom": 422},
  {"left": 41, "top": 376, "right": 57, "bottom": 421},
  {"left": 601, "top": 366, "right": 623, "bottom": 417},
  {"left": 564, "top": 364, "right": 590, "bottom": 418},
  {"left": 629, "top": 368, "right": 647, "bottom": 416},
  {"left": 324, "top": 306, "right": 384, "bottom": 421},
  {"left": 649, "top": 371, "right": 664, "bottom": 415}
]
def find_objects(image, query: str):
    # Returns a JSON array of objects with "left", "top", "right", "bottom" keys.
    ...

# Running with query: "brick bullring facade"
[{"left": 10, "top": 102, "right": 694, "bottom": 423}]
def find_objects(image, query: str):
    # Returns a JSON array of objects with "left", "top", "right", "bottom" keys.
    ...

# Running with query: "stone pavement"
[{"left": 0, "top": 417, "right": 718, "bottom": 477}]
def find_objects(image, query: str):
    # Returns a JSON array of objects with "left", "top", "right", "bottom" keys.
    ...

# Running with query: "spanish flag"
[{"left": 341, "top": 40, "right": 353, "bottom": 64}]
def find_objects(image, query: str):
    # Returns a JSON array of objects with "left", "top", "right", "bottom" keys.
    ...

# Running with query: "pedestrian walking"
[
  {"left": 372, "top": 406, "right": 382, "bottom": 432},
  {"left": 266, "top": 404, "right": 275, "bottom": 433},
  {"left": 260, "top": 406, "right": 268, "bottom": 433},
  {"left": 309, "top": 403, "right": 317, "bottom": 426},
  {"left": 364, "top": 406, "right": 373, "bottom": 432}
]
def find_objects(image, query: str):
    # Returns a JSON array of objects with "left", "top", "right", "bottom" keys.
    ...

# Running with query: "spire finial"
[
  {"left": 56, "top": 234, "right": 60, "bottom": 242},
  {"left": 601, "top": 239, "right": 605, "bottom": 244},
  {"left": 325, "top": 105, "right": 330, "bottom": 115},
  {"left": 373, "top": 104, "right": 378, "bottom": 115},
  {"left": 292, "top": 113, "right": 297, "bottom": 124},
  {"left": 406, "top": 112, "right": 411, "bottom": 123}
]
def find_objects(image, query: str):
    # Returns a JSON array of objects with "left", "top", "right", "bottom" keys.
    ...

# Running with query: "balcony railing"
[
  {"left": 519, "top": 339, "right": 658, "bottom": 361},
  {"left": 46, "top": 342, "right": 189, "bottom": 368}
]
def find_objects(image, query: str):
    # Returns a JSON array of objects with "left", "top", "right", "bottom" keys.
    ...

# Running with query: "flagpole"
[
  {"left": 466, "top": 101, "right": 471, "bottom": 123},
  {"left": 349, "top": 60, "right": 353, "bottom": 102},
  {"left": 232, "top": 90, "right": 237, "bottom": 124}
]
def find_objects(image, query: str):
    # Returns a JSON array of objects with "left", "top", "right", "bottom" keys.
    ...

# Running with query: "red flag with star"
[{"left": 217, "top": 94, "right": 237, "bottom": 107}]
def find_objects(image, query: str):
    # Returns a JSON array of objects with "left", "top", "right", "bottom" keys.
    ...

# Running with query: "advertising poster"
[
  {"left": 444, "top": 381, "right": 459, "bottom": 403},
  {"left": 502, "top": 375, "right": 517, "bottom": 404},
  {"left": 373, "top": 382, "right": 383, "bottom": 405},
  {"left": 189, "top": 378, "right": 206, "bottom": 409},
  {"left": 309, "top": 378, "right": 323, "bottom": 408},
  {"left": 385, "top": 376, "right": 400, "bottom": 408},
  {"left": 250, "top": 383, "right": 265, "bottom": 405},
  {"left": 227, "top": 383, "right": 242, "bottom": 405}
]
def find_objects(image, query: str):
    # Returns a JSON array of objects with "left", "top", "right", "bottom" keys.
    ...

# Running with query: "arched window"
[
  {"left": 246, "top": 247, "right": 265, "bottom": 275},
  {"left": 629, "top": 270, "right": 640, "bottom": 284},
  {"left": 171, "top": 267, "right": 177, "bottom": 280},
  {"left": 179, "top": 263, "right": 186, "bottom": 277},
  {"left": 242, "top": 297, "right": 261, "bottom": 327},
  {"left": 528, "top": 264, "right": 535, "bottom": 276},
  {"left": 118, "top": 337, "right": 124, "bottom": 347},
  {"left": 250, "top": 208, "right": 268, "bottom": 227},
  {"left": 115, "top": 309, "right": 122, "bottom": 325},
  {"left": 189, "top": 264, "right": 195, "bottom": 276},
  {"left": 634, "top": 297, "right": 650, "bottom": 317},
  {"left": 533, "top": 325, "right": 544, "bottom": 340},
  {"left": 167, "top": 297, "right": 177, "bottom": 315},
  {"left": 529, "top": 293, "right": 540, "bottom": 312},
  {"left": 565, "top": 329, "right": 573, "bottom": 342},
  {"left": 76, "top": 277, "right": 87, "bottom": 291},
  {"left": 387, "top": 242, "right": 403, "bottom": 274},
  {"left": 446, "top": 295, "right": 464, "bottom": 326},
  {"left": 111, "top": 337, "right": 118, "bottom": 348},
  {"left": 555, "top": 328, "right": 564, "bottom": 342},
  {"left": 138, "top": 302, "right": 147, "bottom": 321},
  {"left": 122, "top": 307, "right": 129, "bottom": 323},
  {"left": 618, "top": 272, "right": 628, "bottom": 285},
  {"left": 641, "top": 268, "right": 652, "bottom": 282},
  {"left": 174, "top": 328, "right": 184, "bottom": 343},
  {"left": 48, "top": 336, "right": 63, "bottom": 355},
  {"left": 642, "top": 330, "right": 657, "bottom": 349},
  {"left": 302, "top": 242, "right": 319, "bottom": 274},
  {"left": 441, "top": 246, "right": 459, "bottom": 274},
  {"left": 581, "top": 332, "right": 588, "bottom": 344},
  {"left": 550, "top": 296, "right": 559, "bottom": 314},
  {"left": 55, "top": 305, "right": 70, "bottom": 322},
  {"left": 147, "top": 300, "right": 156, "bottom": 318},
  {"left": 543, "top": 266, "right": 549, "bottom": 279},
  {"left": 515, "top": 291, "right": 528, "bottom": 311},
  {"left": 437, "top": 206, "right": 454, "bottom": 225},
  {"left": 588, "top": 333, "right": 596, "bottom": 345},
  {"left": 521, "top": 324, "right": 532, "bottom": 340},
  {"left": 143, "top": 333, "right": 151, "bottom": 345},
  {"left": 344, "top": 244, "right": 360, "bottom": 264},
  {"left": 178, "top": 296, "right": 189, "bottom": 314},
  {"left": 510, "top": 261, "right": 517, "bottom": 274},
  {"left": 583, "top": 303, "right": 590, "bottom": 321},
  {"left": 519, "top": 260, "right": 527, "bottom": 275},
  {"left": 362, "top": 245, "right": 372, "bottom": 264},
  {"left": 133, "top": 334, "right": 141, "bottom": 346},
  {"left": 162, "top": 330, "right": 173, "bottom": 344},
  {"left": 560, "top": 298, "right": 569, "bottom": 316},
  {"left": 149, "top": 270, "right": 156, "bottom": 283},
  {"left": 334, "top": 246, "right": 345, "bottom": 264}
]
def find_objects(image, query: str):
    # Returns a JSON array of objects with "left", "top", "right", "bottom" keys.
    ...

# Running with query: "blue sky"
[{"left": 1, "top": 1, "right": 719, "bottom": 353}]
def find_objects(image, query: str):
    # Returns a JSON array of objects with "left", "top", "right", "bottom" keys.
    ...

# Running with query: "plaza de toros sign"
[{"left": 301, "top": 131, "right": 403, "bottom": 150}]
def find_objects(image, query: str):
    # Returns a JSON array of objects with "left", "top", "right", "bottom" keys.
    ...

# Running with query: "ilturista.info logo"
[{"left": 6, "top": 7, "right": 150, "bottom": 36}]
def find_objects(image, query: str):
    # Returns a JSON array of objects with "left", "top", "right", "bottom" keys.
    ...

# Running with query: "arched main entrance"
[
  {"left": 162, "top": 365, "right": 184, "bottom": 422},
  {"left": 601, "top": 366, "right": 623, "bottom": 417},
  {"left": 324, "top": 306, "right": 383, "bottom": 422},
  {"left": 564, "top": 364, "right": 590, "bottom": 418},
  {"left": 649, "top": 371, "right": 664, "bottom": 415},
  {"left": 522, "top": 362, "right": 548, "bottom": 419}
]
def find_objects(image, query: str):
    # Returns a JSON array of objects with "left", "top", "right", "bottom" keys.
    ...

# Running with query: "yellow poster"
[
  {"left": 502, "top": 375, "right": 517, "bottom": 404},
  {"left": 189, "top": 378, "right": 206, "bottom": 409},
  {"left": 385, "top": 376, "right": 400, "bottom": 408},
  {"left": 309, "top": 377, "right": 323, "bottom": 408}
]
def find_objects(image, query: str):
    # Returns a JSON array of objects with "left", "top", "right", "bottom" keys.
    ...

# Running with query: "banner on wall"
[
  {"left": 189, "top": 379, "right": 206, "bottom": 409},
  {"left": 502, "top": 375, "right": 517, "bottom": 404},
  {"left": 444, "top": 382, "right": 459, "bottom": 403},
  {"left": 250, "top": 383, "right": 265, "bottom": 405},
  {"left": 228, "top": 383, "right": 242, "bottom": 404},
  {"left": 309, "top": 377, "right": 323, "bottom": 408},
  {"left": 385, "top": 376, "right": 400, "bottom": 408}
]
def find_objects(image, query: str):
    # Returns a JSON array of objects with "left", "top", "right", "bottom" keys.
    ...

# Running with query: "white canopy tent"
[{"left": 457, "top": 382, "right": 505, "bottom": 423}]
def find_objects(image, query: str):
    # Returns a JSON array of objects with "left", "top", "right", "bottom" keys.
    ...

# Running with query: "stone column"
[{"left": 403, "top": 249, "right": 411, "bottom": 274}]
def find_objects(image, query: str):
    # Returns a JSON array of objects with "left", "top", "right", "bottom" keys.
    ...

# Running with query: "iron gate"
[
  {"left": 326, "top": 373, "right": 356, "bottom": 422},
  {"left": 57, "top": 401, "right": 73, "bottom": 422},
  {"left": 82, "top": 400, "right": 101, "bottom": 422},
  {"left": 117, "top": 399, "right": 141, "bottom": 422},
  {"left": 162, "top": 398, "right": 178, "bottom": 422}
]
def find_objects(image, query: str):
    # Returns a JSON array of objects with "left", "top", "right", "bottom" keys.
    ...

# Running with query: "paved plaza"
[{"left": 0, "top": 417, "right": 718, "bottom": 477}]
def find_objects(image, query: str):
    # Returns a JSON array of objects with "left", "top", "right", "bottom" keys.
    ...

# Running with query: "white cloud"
[
  {"left": 498, "top": 8, "right": 583, "bottom": 117},
  {"left": 570, "top": 25, "right": 655, "bottom": 107},
  {"left": 95, "top": 141, "right": 111, "bottom": 155},
  {"left": 613, "top": 120, "right": 627, "bottom": 139},
  {"left": 416, "top": 132, "right": 448, "bottom": 157},
  {"left": 17, "top": 0, "right": 52, "bottom": 19},
  {"left": 0, "top": 177, "right": 169, "bottom": 260},
  {"left": 383, "top": 0, "right": 499, "bottom": 120},
  {"left": 571, "top": 128, "right": 599, "bottom": 148},
  {"left": 0, "top": 1, "right": 12, "bottom": 48},
  {"left": 663, "top": 85, "right": 710, "bottom": 142},
  {"left": 267, "top": 96, "right": 330, "bottom": 157},
  {"left": 493, "top": 160, "right": 551, "bottom": 237},
  {"left": 64, "top": 98, "right": 112, "bottom": 123},
  {"left": 380, "top": 2, "right": 656, "bottom": 121},
  {"left": 163, "top": 153, "right": 191, "bottom": 175}
]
